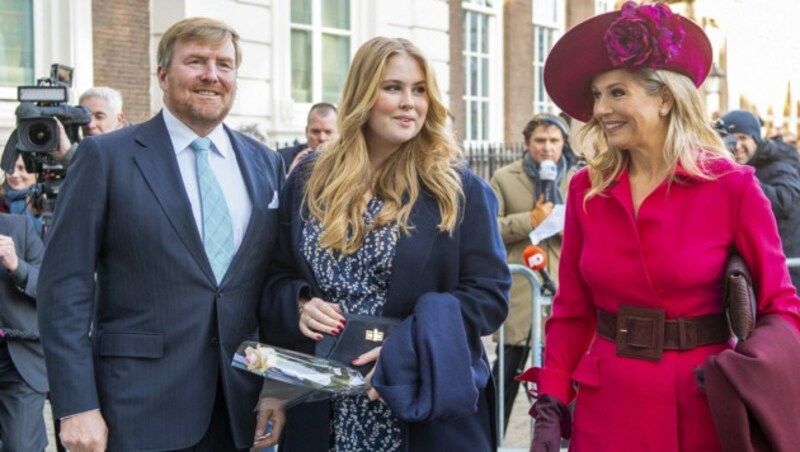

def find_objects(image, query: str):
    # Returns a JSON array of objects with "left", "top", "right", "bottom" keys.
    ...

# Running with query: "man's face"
[
  {"left": 732, "top": 132, "right": 758, "bottom": 164},
  {"left": 80, "top": 96, "right": 125, "bottom": 136},
  {"left": 527, "top": 124, "right": 565, "bottom": 164},
  {"left": 157, "top": 38, "right": 237, "bottom": 136},
  {"left": 305, "top": 111, "right": 338, "bottom": 150}
]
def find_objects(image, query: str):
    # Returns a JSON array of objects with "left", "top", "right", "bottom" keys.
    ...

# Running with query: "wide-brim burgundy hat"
[{"left": 545, "top": 1, "right": 712, "bottom": 122}]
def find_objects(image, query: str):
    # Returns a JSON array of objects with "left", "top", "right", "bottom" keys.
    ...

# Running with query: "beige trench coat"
[{"left": 489, "top": 159, "right": 573, "bottom": 345}]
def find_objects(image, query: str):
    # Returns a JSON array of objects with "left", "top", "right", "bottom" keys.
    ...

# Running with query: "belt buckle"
[{"left": 615, "top": 305, "right": 665, "bottom": 362}]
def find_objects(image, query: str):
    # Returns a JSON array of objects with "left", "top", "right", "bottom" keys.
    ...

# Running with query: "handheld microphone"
[
  {"left": 539, "top": 159, "right": 558, "bottom": 203},
  {"left": 522, "top": 244, "right": 557, "bottom": 295}
]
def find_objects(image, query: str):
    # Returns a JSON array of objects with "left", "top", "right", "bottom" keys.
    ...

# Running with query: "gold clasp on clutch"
[{"left": 365, "top": 328, "right": 384, "bottom": 342}]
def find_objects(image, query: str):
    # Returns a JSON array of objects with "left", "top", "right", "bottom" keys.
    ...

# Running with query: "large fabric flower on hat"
[{"left": 604, "top": 1, "right": 685, "bottom": 71}]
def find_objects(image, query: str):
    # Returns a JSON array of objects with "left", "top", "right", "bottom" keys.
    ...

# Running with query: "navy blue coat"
[
  {"left": 261, "top": 160, "right": 510, "bottom": 451},
  {"left": 38, "top": 113, "right": 285, "bottom": 451}
]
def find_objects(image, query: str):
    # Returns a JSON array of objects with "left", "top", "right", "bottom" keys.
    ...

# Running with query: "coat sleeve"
[
  {"left": 756, "top": 160, "right": 800, "bottom": 219},
  {"left": 371, "top": 172, "right": 510, "bottom": 422},
  {"left": 733, "top": 168, "right": 800, "bottom": 331},
  {"left": 490, "top": 173, "right": 533, "bottom": 245},
  {"left": 517, "top": 171, "right": 597, "bottom": 404},
  {"left": 260, "top": 163, "right": 312, "bottom": 348},
  {"left": 8, "top": 215, "right": 44, "bottom": 298},
  {"left": 37, "top": 138, "right": 108, "bottom": 418}
]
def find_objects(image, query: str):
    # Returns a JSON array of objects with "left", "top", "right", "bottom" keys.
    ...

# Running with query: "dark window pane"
[
  {"left": 291, "top": 29, "right": 312, "bottom": 102},
  {"left": 291, "top": 0, "right": 312, "bottom": 24},
  {"left": 0, "top": 0, "right": 34, "bottom": 86}
]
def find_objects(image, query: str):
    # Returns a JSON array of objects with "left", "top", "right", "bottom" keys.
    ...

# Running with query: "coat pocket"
[
  {"left": 571, "top": 354, "right": 600, "bottom": 388},
  {"left": 98, "top": 332, "right": 164, "bottom": 359},
  {"left": 570, "top": 354, "right": 603, "bottom": 436}
]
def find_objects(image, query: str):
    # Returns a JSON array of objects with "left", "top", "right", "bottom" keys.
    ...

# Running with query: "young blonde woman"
[
  {"left": 518, "top": 2, "right": 800, "bottom": 451},
  {"left": 261, "top": 37, "right": 510, "bottom": 451}
]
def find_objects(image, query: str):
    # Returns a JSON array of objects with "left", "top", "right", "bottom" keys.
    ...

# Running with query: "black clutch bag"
[{"left": 315, "top": 313, "right": 401, "bottom": 376}]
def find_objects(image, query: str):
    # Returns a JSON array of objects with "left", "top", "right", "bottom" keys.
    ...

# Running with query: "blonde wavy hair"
[
  {"left": 304, "top": 37, "right": 463, "bottom": 255},
  {"left": 575, "top": 69, "right": 731, "bottom": 202}
]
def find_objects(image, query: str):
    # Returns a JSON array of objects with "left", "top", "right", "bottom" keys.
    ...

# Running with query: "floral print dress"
[{"left": 302, "top": 196, "right": 403, "bottom": 452}]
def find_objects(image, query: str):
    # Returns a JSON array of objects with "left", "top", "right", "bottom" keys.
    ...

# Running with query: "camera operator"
[
  {"left": 0, "top": 213, "right": 47, "bottom": 451},
  {"left": 52, "top": 87, "right": 127, "bottom": 167},
  {"left": 79, "top": 87, "right": 126, "bottom": 137},
  {"left": 720, "top": 109, "right": 800, "bottom": 293}
]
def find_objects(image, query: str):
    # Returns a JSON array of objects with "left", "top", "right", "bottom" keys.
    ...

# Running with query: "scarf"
[
  {"left": 4, "top": 184, "right": 43, "bottom": 235},
  {"left": 522, "top": 153, "right": 567, "bottom": 206}
]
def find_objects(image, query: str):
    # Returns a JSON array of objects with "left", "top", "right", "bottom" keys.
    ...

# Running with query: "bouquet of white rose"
[{"left": 232, "top": 341, "right": 368, "bottom": 408}]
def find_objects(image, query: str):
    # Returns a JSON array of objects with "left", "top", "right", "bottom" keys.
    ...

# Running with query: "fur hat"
[{"left": 544, "top": 1, "right": 713, "bottom": 122}]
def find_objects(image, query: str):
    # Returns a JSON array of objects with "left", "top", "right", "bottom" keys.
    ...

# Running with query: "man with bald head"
[{"left": 278, "top": 102, "right": 338, "bottom": 173}]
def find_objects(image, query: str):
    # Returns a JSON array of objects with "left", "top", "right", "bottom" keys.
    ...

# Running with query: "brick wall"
[
  {"left": 504, "top": 0, "right": 534, "bottom": 142},
  {"left": 92, "top": 0, "right": 151, "bottom": 124},
  {"left": 449, "top": 1, "right": 464, "bottom": 140}
]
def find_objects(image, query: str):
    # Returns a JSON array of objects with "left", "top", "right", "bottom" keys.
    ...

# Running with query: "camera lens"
[{"left": 27, "top": 123, "right": 53, "bottom": 146}]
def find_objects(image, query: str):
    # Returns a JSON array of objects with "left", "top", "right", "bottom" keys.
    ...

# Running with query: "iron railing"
[{"left": 463, "top": 142, "right": 525, "bottom": 181}]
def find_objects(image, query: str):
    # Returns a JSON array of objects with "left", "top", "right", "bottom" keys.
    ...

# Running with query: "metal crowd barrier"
[
  {"left": 787, "top": 257, "right": 800, "bottom": 268},
  {"left": 497, "top": 264, "right": 551, "bottom": 451}
]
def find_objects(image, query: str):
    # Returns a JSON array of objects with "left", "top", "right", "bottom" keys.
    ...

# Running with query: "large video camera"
[
  {"left": 1, "top": 64, "right": 90, "bottom": 236},
  {"left": 712, "top": 118, "right": 738, "bottom": 155}
]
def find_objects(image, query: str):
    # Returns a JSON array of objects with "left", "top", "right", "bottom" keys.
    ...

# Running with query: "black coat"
[{"left": 749, "top": 139, "right": 800, "bottom": 291}]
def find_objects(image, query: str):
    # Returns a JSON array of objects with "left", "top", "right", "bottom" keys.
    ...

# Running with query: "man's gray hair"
[{"left": 79, "top": 86, "right": 124, "bottom": 116}]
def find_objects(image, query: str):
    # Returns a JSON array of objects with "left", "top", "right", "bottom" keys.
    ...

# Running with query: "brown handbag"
[{"left": 723, "top": 252, "right": 757, "bottom": 341}]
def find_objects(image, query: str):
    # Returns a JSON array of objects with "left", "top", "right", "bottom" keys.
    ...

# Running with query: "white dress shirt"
[{"left": 162, "top": 107, "right": 252, "bottom": 250}]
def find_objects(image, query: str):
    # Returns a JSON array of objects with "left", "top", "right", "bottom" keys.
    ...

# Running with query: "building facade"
[{"left": 1, "top": 0, "right": 794, "bottom": 150}]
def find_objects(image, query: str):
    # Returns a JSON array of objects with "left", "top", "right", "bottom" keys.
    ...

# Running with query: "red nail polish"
[
  {"left": 331, "top": 329, "right": 339, "bottom": 335},
  {"left": 341, "top": 318, "right": 347, "bottom": 324},
  {"left": 316, "top": 335, "right": 323, "bottom": 341}
]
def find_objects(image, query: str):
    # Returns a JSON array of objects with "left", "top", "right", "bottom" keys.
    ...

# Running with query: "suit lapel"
[
  {"left": 384, "top": 192, "right": 439, "bottom": 316},
  {"left": 132, "top": 113, "right": 215, "bottom": 283},
  {"left": 221, "top": 128, "right": 272, "bottom": 284}
]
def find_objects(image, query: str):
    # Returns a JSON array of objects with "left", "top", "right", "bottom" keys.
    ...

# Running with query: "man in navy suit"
[{"left": 38, "top": 17, "right": 285, "bottom": 451}]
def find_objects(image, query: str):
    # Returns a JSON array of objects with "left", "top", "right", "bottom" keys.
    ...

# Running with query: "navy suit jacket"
[
  {"left": 261, "top": 159, "right": 510, "bottom": 451},
  {"left": 38, "top": 113, "right": 285, "bottom": 451},
  {"left": 0, "top": 213, "right": 46, "bottom": 392}
]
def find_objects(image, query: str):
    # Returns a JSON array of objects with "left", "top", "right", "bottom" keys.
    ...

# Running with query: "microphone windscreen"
[
  {"left": 522, "top": 244, "right": 547, "bottom": 271},
  {"left": 538, "top": 159, "right": 558, "bottom": 181}
]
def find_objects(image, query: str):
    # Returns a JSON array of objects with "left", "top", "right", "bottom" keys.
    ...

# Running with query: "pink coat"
[{"left": 521, "top": 160, "right": 800, "bottom": 451}]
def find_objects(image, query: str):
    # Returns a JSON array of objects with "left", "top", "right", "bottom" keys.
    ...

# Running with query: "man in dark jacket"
[
  {"left": 277, "top": 103, "right": 338, "bottom": 174},
  {"left": 720, "top": 110, "right": 800, "bottom": 292}
]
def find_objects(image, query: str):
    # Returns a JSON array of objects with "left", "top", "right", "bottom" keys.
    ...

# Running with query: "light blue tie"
[{"left": 190, "top": 137, "right": 234, "bottom": 284}]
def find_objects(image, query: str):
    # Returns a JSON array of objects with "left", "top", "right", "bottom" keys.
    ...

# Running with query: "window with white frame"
[
  {"left": 290, "top": 0, "right": 351, "bottom": 104},
  {"left": 532, "top": 0, "right": 564, "bottom": 113},
  {"left": 595, "top": 0, "right": 615, "bottom": 14},
  {"left": 462, "top": 0, "right": 495, "bottom": 143},
  {"left": 0, "top": 0, "right": 34, "bottom": 86}
]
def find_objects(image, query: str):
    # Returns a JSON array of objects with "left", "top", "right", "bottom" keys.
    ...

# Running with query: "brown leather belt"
[{"left": 597, "top": 305, "right": 731, "bottom": 362}]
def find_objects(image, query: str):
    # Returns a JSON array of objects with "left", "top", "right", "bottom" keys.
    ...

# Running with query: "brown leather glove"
[
  {"left": 530, "top": 195, "right": 555, "bottom": 228},
  {"left": 529, "top": 393, "right": 571, "bottom": 452}
]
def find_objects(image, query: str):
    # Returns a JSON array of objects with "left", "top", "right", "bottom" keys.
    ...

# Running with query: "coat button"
[{"left": 210, "top": 336, "right": 219, "bottom": 346}]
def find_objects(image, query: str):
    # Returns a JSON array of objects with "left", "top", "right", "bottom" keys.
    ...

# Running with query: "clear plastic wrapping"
[{"left": 232, "top": 341, "right": 367, "bottom": 409}]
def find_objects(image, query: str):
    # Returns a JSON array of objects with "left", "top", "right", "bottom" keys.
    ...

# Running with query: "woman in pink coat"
[{"left": 518, "top": 2, "right": 800, "bottom": 451}]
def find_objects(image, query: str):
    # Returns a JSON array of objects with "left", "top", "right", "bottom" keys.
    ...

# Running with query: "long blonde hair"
[
  {"left": 304, "top": 37, "right": 463, "bottom": 255},
  {"left": 575, "top": 69, "right": 731, "bottom": 202}
]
